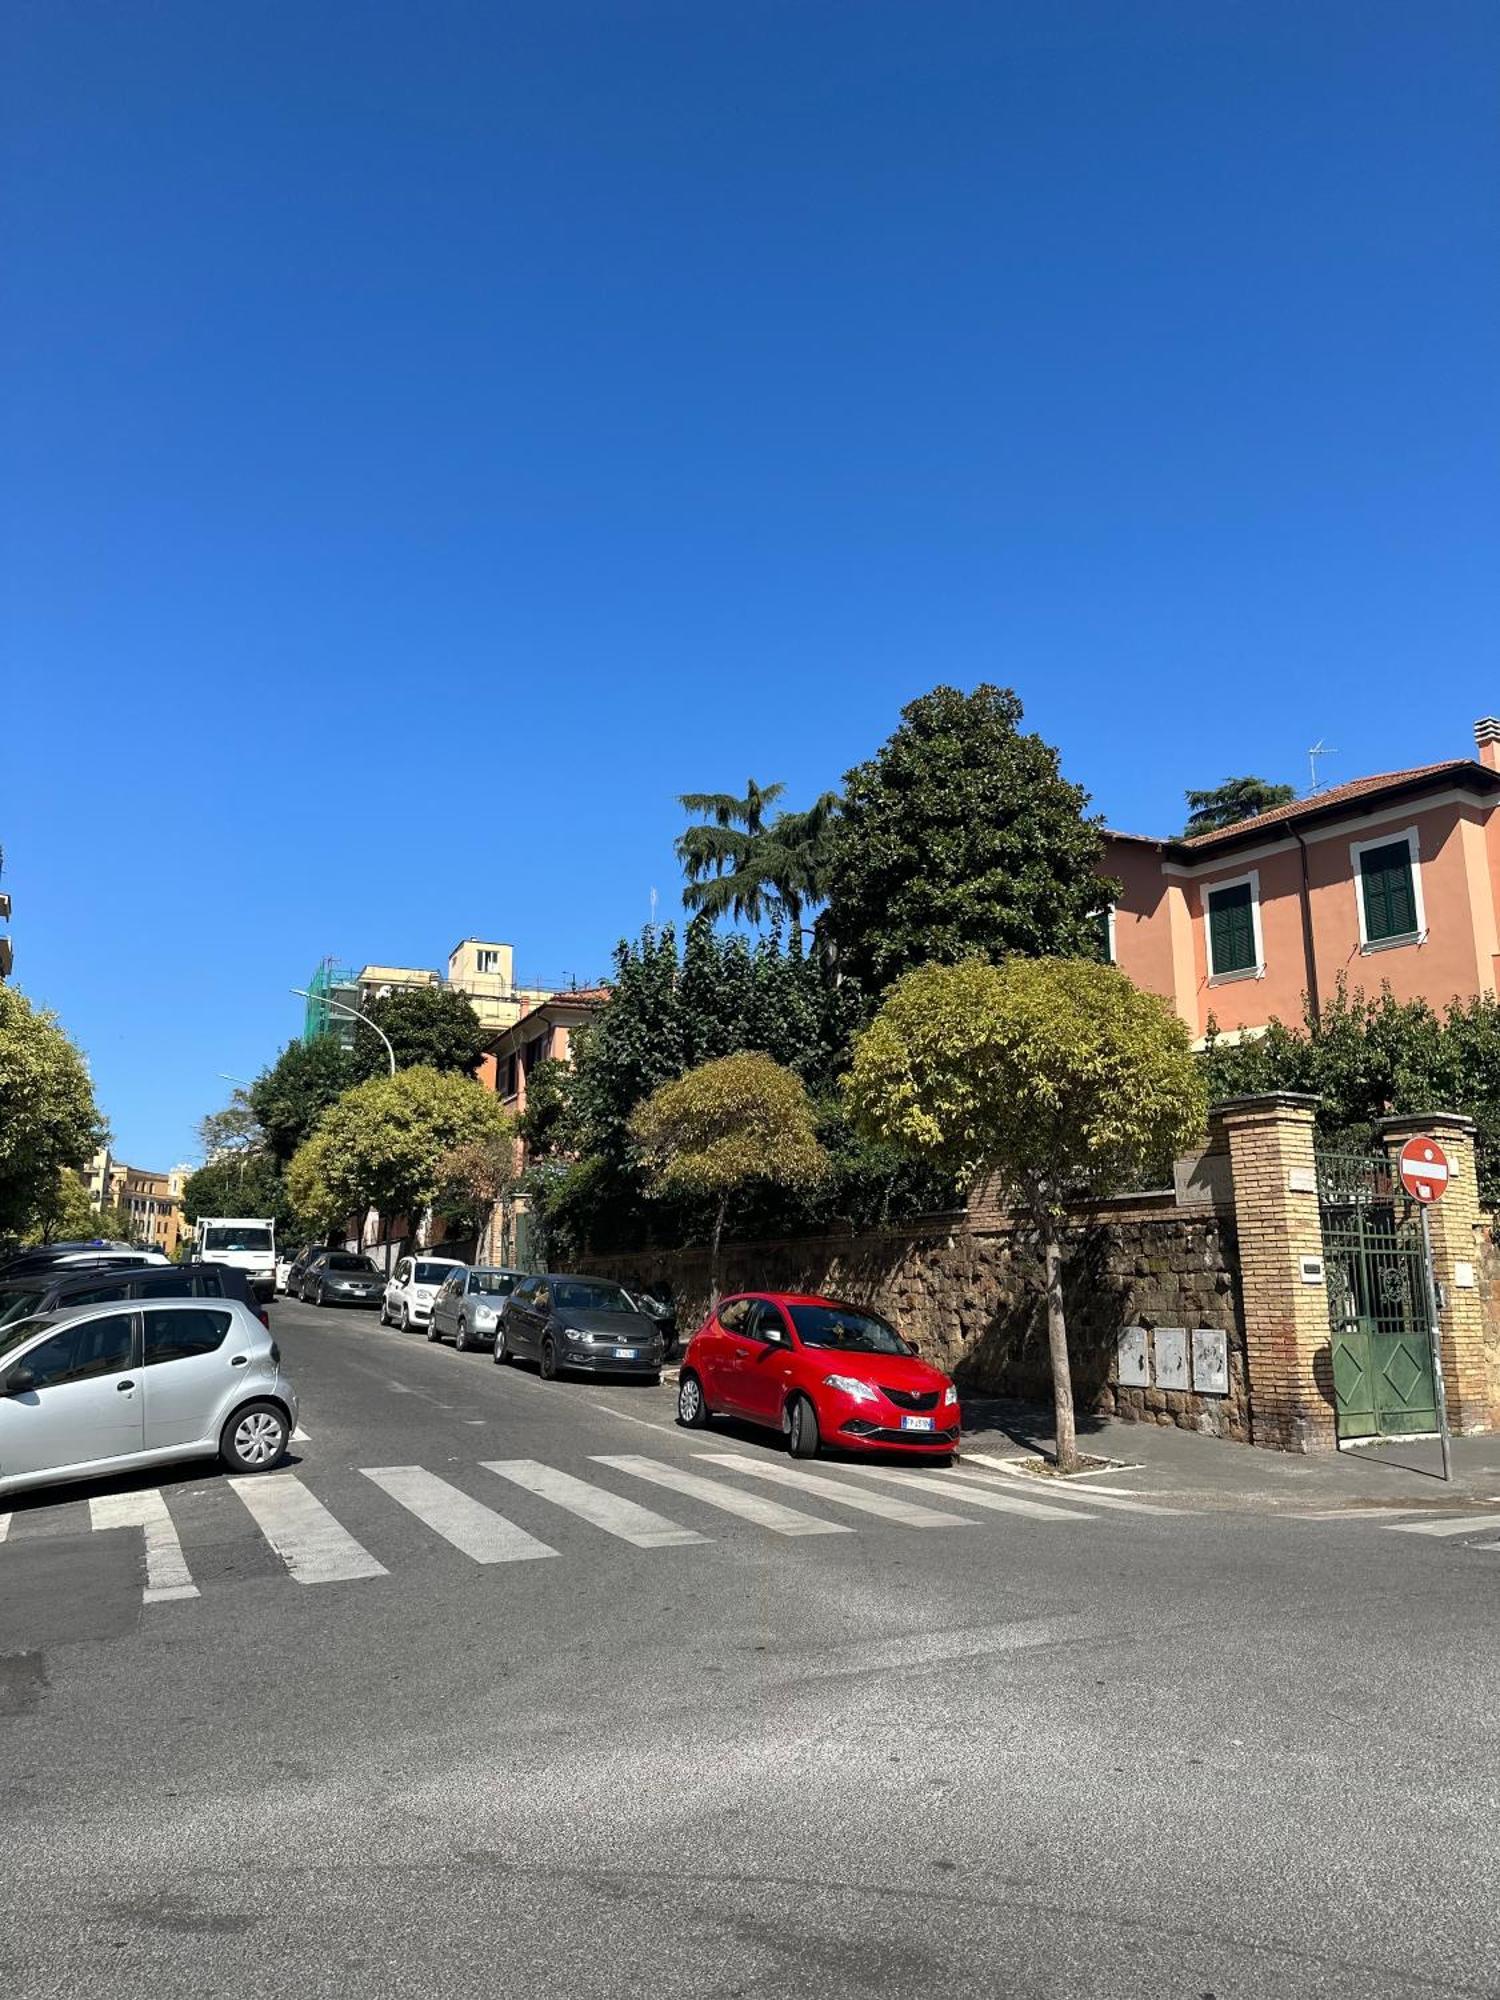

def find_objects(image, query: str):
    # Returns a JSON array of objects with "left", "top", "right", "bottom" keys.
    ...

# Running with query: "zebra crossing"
[{"left": 0, "top": 1447, "right": 1179, "bottom": 1607}]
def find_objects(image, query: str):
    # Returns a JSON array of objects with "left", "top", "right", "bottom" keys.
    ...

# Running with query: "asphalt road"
[{"left": 2, "top": 1295, "right": 1497, "bottom": 1999}]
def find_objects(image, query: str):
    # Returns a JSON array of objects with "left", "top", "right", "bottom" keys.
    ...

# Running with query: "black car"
[
  {"left": 495, "top": 1274, "right": 665, "bottom": 1382},
  {"left": 0, "top": 1242, "right": 155, "bottom": 1283},
  {"left": 0, "top": 1259, "right": 270, "bottom": 1334},
  {"left": 302, "top": 1251, "right": 384, "bottom": 1309}
]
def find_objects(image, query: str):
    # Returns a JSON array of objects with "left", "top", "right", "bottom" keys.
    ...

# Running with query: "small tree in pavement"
[
  {"left": 845, "top": 958, "right": 1205, "bottom": 1471},
  {"left": 631, "top": 1052, "right": 827, "bottom": 1302}
]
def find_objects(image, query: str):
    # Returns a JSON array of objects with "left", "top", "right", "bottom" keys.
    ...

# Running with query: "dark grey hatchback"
[
  {"left": 306, "top": 1252, "right": 385, "bottom": 1308},
  {"left": 494, "top": 1275, "right": 665, "bottom": 1383}
]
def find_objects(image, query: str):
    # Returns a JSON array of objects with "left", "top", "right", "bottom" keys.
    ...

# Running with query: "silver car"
[
  {"left": 0, "top": 1297, "right": 298, "bottom": 1500},
  {"left": 428, "top": 1267, "right": 524, "bottom": 1351}
]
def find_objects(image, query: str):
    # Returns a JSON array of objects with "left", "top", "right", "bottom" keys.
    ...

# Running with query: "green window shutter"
[
  {"left": 1208, "top": 882, "right": 1257, "bottom": 975},
  {"left": 1360, "top": 840, "right": 1417, "bottom": 942},
  {"left": 1093, "top": 907, "right": 1114, "bottom": 963}
]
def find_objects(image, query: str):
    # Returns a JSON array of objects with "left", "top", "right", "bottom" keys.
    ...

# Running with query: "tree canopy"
[
  {"left": 250, "top": 1037, "right": 357, "bottom": 1165},
  {"left": 309, "top": 1065, "right": 513, "bottom": 1232},
  {"left": 825, "top": 685, "right": 1110, "bottom": 993},
  {"left": 0, "top": 985, "right": 102, "bottom": 1239},
  {"left": 1182, "top": 776, "right": 1297, "bottom": 837},
  {"left": 182, "top": 1153, "right": 294, "bottom": 1238},
  {"left": 846, "top": 958, "right": 1205, "bottom": 1468},
  {"left": 677, "top": 780, "right": 839, "bottom": 930},
  {"left": 348, "top": 985, "right": 487, "bottom": 1085}
]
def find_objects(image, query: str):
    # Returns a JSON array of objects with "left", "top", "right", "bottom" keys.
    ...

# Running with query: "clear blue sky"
[{"left": 4, "top": 2, "right": 1497, "bottom": 1169}]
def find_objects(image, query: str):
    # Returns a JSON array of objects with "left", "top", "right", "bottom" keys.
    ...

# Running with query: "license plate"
[
  {"left": 901, "top": 1415, "right": 935, "bottom": 1433},
  {"left": 613, "top": 1347, "right": 638, "bottom": 1360}
]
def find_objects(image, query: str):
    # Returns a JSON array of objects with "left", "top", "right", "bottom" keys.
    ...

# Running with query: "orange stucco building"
[{"left": 1103, "top": 718, "right": 1500, "bottom": 1044}]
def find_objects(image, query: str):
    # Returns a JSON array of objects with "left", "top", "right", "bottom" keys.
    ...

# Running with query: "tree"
[
  {"left": 347, "top": 985, "right": 486, "bottom": 1085},
  {"left": 0, "top": 984, "right": 102, "bottom": 1239},
  {"left": 846, "top": 958, "right": 1205, "bottom": 1471},
  {"left": 29, "top": 1167, "right": 99, "bottom": 1244},
  {"left": 315, "top": 1066, "right": 513, "bottom": 1243},
  {"left": 285, "top": 1130, "right": 345, "bottom": 1242},
  {"left": 197, "top": 1091, "right": 264, "bottom": 1164},
  {"left": 249, "top": 1037, "right": 357, "bottom": 1165},
  {"left": 182, "top": 1154, "right": 293, "bottom": 1239},
  {"left": 824, "top": 685, "right": 1110, "bottom": 994},
  {"left": 515, "top": 1057, "right": 573, "bottom": 1163},
  {"left": 631, "top": 1052, "right": 828, "bottom": 1300},
  {"left": 677, "top": 780, "right": 840, "bottom": 931},
  {"left": 437, "top": 1133, "right": 516, "bottom": 1253},
  {"left": 95, "top": 1201, "right": 139, "bottom": 1244},
  {"left": 1183, "top": 776, "right": 1297, "bottom": 837}
]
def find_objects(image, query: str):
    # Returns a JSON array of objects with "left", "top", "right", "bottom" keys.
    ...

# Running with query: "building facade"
[
  {"left": 302, "top": 940, "right": 555, "bottom": 1049},
  {"left": 1102, "top": 718, "right": 1500, "bottom": 1044},
  {"left": 85, "top": 1147, "right": 189, "bottom": 1255},
  {"left": 480, "top": 989, "right": 609, "bottom": 1267}
]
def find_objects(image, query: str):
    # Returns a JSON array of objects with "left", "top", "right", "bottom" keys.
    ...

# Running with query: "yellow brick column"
[
  {"left": 1379, "top": 1113, "right": 1494, "bottom": 1434},
  {"left": 1216, "top": 1093, "right": 1336, "bottom": 1453}
]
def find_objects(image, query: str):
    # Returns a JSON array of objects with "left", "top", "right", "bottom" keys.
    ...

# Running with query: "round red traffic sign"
[{"left": 1398, "top": 1136, "right": 1450, "bottom": 1204}]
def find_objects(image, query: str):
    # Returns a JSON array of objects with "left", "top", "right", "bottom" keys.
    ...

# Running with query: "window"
[
  {"left": 785, "top": 1304, "right": 908, "bottom": 1354},
  {"left": 193, "top": 1274, "right": 225, "bottom": 1297},
  {"left": 1206, "top": 873, "right": 1263, "bottom": 980},
  {"left": 134, "top": 1270, "right": 195, "bottom": 1299},
  {"left": 144, "top": 1307, "right": 231, "bottom": 1364},
  {"left": 745, "top": 1301, "right": 788, "bottom": 1344},
  {"left": 1352, "top": 831, "right": 1424, "bottom": 949},
  {"left": 503, "top": 1055, "right": 519, "bottom": 1099},
  {"left": 717, "top": 1298, "right": 752, "bottom": 1333},
  {"left": 22, "top": 1313, "right": 136, "bottom": 1388},
  {"left": 414, "top": 1261, "right": 457, "bottom": 1285},
  {"left": 525, "top": 1032, "right": 551, "bottom": 1071},
  {"left": 477, "top": 949, "right": 501, "bottom": 974},
  {"left": 1093, "top": 906, "right": 1116, "bottom": 964},
  {"left": 202, "top": 1226, "right": 273, "bottom": 1253}
]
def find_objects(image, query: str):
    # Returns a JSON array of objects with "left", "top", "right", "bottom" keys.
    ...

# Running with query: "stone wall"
[
  {"left": 581, "top": 1193, "right": 1249, "bottom": 1441},
  {"left": 1475, "top": 1211, "right": 1500, "bottom": 1425}
]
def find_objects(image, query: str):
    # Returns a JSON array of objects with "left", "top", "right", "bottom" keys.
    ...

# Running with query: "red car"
[{"left": 677, "top": 1292, "right": 960, "bottom": 1461}]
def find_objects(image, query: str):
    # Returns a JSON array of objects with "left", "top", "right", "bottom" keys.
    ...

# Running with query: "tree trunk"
[
  {"left": 710, "top": 1195, "right": 728, "bottom": 1309},
  {"left": 1042, "top": 1223, "right": 1079, "bottom": 1473}
]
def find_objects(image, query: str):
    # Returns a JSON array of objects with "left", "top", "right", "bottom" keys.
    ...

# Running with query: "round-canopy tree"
[
  {"left": 0, "top": 985, "right": 101, "bottom": 1240},
  {"left": 845, "top": 958, "right": 1206, "bottom": 1470},
  {"left": 630, "top": 1051, "right": 827, "bottom": 1300}
]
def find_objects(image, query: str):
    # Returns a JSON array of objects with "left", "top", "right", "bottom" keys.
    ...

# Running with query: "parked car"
[
  {"left": 677, "top": 1293, "right": 960, "bottom": 1461},
  {"left": 428, "top": 1267, "right": 524, "bottom": 1351},
  {"left": 0, "top": 1261, "right": 270, "bottom": 1337},
  {"left": 275, "top": 1249, "right": 300, "bottom": 1294},
  {"left": 0, "top": 1243, "right": 163, "bottom": 1283},
  {"left": 305, "top": 1252, "right": 384, "bottom": 1309},
  {"left": 0, "top": 1296, "right": 298, "bottom": 1500},
  {"left": 380, "top": 1255, "right": 465, "bottom": 1331},
  {"left": 294, "top": 1249, "right": 336, "bottom": 1302},
  {"left": 283, "top": 1245, "right": 325, "bottom": 1297},
  {"left": 494, "top": 1274, "right": 664, "bottom": 1382},
  {"left": 624, "top": 1284, "right": 678, "bottom": 1359}
]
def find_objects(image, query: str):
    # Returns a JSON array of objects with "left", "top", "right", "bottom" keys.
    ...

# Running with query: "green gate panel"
[{"left": 1317, "top": 1151, "right": 1438, "bottom": 1442}]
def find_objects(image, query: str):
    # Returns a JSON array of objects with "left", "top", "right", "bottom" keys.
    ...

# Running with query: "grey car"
[
  {"left": 429, "top": 1267, "right": 524, "bottom": 1351},
  {"left": 304, "top": 1252, "right": 384, "bottom": 1309},
  {"left": 0, "top": 1297, "right": 298, "bottom": 1500},
  {"left": 494, "top": 1274, "right": 665, "bottom": 1382}
]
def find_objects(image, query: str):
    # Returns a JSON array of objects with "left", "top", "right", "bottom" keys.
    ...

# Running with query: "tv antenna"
[
  {"left": 649, "top": 885, "right": 658, "bottom": 930},
  {"left": 1307, "top": 740, "right": 1339, "bottom": 795}
]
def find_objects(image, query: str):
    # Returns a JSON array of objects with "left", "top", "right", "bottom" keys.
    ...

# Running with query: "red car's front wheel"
[{"left": 787, "top": 1394, "right": 820, "bottom": 1460}]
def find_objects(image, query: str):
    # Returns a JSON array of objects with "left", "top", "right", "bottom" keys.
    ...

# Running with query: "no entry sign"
[{"left": 1398, "top": 1136, "right": 1450, "bottom": 1205}]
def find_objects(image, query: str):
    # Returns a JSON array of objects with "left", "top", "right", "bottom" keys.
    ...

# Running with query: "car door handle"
[
  {"left": 117, "top": 1379, "right": 136, "bottom": 1393},
  {"left": 230, "top": 1355, "right": 248, "bottom": 1367},
  {"left": 731, "top": 1344, "right": 752, "bottom": 1357}
]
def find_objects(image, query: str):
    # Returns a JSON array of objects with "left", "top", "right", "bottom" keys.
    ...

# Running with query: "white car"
[
  {"left": 274, "top": 1251, "right": 298, "bottom": 1294},
  {"left": 380, "top": 1255, "right": 465, "bottom": 1332}
]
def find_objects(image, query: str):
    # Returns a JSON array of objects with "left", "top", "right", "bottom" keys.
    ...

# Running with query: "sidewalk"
[{"left": 959, "top": 1394, "right": 1500, "bottom": 1514}]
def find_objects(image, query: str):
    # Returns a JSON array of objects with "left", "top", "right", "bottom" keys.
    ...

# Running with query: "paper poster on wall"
[
  {"left": 1192, "top": 1327, "right": 1229, "bottom": 1395},
  {"left": 1116, "top": 1326, "right": 1149, "bottom": 1387},
  {"left": 1153, "top": 1327, "right": 1189, "bottom": 1392}
]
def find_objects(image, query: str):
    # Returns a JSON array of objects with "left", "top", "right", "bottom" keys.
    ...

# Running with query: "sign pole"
[{"left": 1417, "top": 1205, "right": 1453, "bottom": 1484}]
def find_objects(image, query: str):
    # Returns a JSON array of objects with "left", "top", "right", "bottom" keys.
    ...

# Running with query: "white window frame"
[
  {"left": 1350, "top": 826, "right": 1428, "bottom": 954},
  {"left": 1205, "top": 868, "right": 1265, "bottom": 984},
  {"left": 1092, "top": 903, "right": 1117, "bottom": 964}
]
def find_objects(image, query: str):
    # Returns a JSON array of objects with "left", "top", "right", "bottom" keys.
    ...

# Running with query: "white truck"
[{"left": 195, "top": 1217, "right": 277, "bottom": 1302}]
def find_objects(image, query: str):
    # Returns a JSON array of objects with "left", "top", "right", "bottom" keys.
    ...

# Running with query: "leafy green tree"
[
  {"left": 631, "top": 1052, "right": 828, "bottom": 1299},
  {"left": 27, "top": 1167, "right": 99, "bottom": 1244},
  {"left": 0, "top": 984, "right": 102, "bottom": 1239},
  {"left": 675, "top": 779, "right": 785, "bottom": 923},
  {"left": 846, "top": 959, "right": 1206, "bottom": 1470},
  {"left": 515, "top": 1057, "right": 573, "bottom": 1163},
  {"left": 197, "top": 1091, "right": 264, "bottom": 1164},
  {"left": 285, "top": 1130, "right": 344, "bottom": 1241},
  {"left": 182, "top": 1154, "right": 293, "bottom": 1239},
  {"left": 825, "top": 685, "right": 1110, "bottom": 994},
  {"left": 315, "top": 1066, "right": 513, "bottom": 1242},
  {"left": 95, "top": 1201, "right": 139, "bottom": 1243},
  {"left": 250, "top": 1038, "right": 357, "bottom": 1165},
  {"left": 348, "top": 985, "right": 486, "bottom": 1085},
  {"left": 1182, "top": 776, "right": 1297, "bottom": 837},
  {"left": 436, "top": 1133, "right": 516, "bottom": 1250}
]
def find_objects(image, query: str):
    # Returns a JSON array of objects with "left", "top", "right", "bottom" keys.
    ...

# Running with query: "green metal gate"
[{"left": 1316, "top": 1149, "right": 1437, "bottom": 1440}]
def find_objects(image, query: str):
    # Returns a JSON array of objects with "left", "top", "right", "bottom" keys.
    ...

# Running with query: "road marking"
[
  {"left": 89, "top": 1489, "right": 199, "bottom": 1602},
  {"left": 1388, "top": 1514, "right": 1500, "bottom": 1539},
  {"left": 230, "top": 1474, "right": 389, "bottom": 1584},
  {"left": 774, "top": 1617, "right": 1067, "bottom": 1684},
  {"left": 958, "top": 1452, "right": 1181, "bottom": 1514},
  {"left": 362, "top": 1467, "right": 556, "bottom": 1564},
  {"left": 594, "top": 1455, "right": 852, "bottom": 1537},
  {"left": 694, "top": 1453, "right": 975, "bottom": 1528},
  {"left": 587, "top": 1402, "right": 679, "bottom": 1437},
  {"left": 484, "top": 1460, "right": 707, "bottom": 1548},
  {"left": 292, "top": 1426, "right": 312, "bottom": 1442},
  {"left": 0, "top": 1514, "right": 9, "bottom": 1543},
  {"left": 837, "top": 1462, "right": 1093, "bottom": 1521}
]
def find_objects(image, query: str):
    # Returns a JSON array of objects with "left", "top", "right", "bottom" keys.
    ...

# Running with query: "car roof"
[
  {"left": 25, "top": 1295, "right": 254, "bottom": 1331},
  {"left": 724, "top": 1291, "right": 840, "bottom": 1308}
]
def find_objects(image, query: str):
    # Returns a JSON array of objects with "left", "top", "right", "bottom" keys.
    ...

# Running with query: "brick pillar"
[
  {"left": 1215, "top": 1092, "right": 1336, "bottom": 1453},
  {"left": 1379, "top": 1113, "right": 1495, "bottom": 1434}
]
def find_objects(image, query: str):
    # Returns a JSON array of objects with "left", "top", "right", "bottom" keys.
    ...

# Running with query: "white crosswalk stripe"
[
  {"left": 593, "top": 1454, "right": 852, "bottom": 1537},
  {"left": 1387, "top": 1514, "right": 1500, "bottom": 1539},
  {"left": 0, "top": 1513, "right": 9, "bottom": 1543},
  {"left": 693, "top": 1452, "right": 976, "bottom": 1529},
  {"left": 362, "top": 1466, "right": 556, "bottom": 1564},
  {"left": 230, "top": 1473, "right": 389, "bottom": 1584},
  {"left": 89, "top": 1488, "right": 199, "bottom": 1602},
  {"left": 837, "top": 1462, "right": 1093, "bottom": 1521},
  {"left": 484, "top": 1459, "right": 706, "bottom": 1548},
  {"left": 958, "top": 1452, "right": 1181, "bottom": 1515}
]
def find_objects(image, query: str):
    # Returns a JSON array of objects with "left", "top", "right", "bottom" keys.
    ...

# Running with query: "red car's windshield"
[{"left": 786, "top": 1304, "right": 908, "bottom": 1354}]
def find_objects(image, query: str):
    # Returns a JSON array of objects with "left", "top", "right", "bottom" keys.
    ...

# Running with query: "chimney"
[{"left": 1476, "top": 717, "right": 1500, "bottom": 772}]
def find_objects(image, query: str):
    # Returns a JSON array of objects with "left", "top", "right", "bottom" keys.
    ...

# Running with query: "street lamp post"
[{"left": 289, "top": 989, "right": 397, "bottom": 1076}]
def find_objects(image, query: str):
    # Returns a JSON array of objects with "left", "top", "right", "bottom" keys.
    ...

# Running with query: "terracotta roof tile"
[{"left": 1181, "top": 760, "right": 1480, "bottom": 849}]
